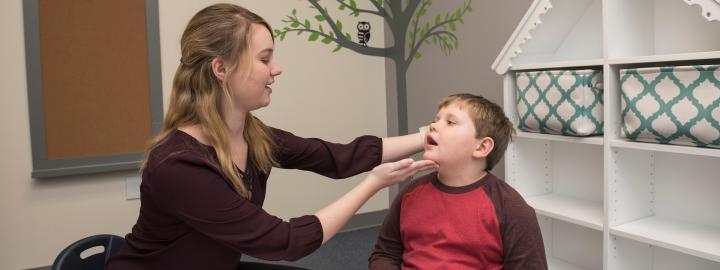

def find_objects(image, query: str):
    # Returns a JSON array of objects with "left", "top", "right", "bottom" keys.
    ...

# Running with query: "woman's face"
[{"left": 227, "top": 24, "right": 283, "bottom": 112}]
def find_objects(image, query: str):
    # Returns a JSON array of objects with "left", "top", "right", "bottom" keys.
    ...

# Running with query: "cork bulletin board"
[{"left": 23, "top": 0, "right": 163, "bottom": 178}]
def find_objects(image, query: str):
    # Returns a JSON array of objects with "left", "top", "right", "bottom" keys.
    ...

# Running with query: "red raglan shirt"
[{"left": 369, "top": 172, "right": 547, "bottom": 270}]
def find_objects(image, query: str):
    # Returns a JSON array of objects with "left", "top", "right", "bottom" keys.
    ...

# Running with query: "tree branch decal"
[
  {"left": 337, "top": 0, "right": 386, "bottom": 17},
  {"left": 275, "top": 0, "right": 473, "bottom": 134},
  {"left": 407, "top": 1, "right": 471, "bottom": 63}
]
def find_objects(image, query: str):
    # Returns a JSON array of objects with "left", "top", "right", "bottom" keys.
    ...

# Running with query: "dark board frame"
[{"left": 23, "top": 0, "right": 163, "bottom": 178}]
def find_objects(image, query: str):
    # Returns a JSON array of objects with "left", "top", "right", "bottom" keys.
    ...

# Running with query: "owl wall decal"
[{"left": 357, "top": 21, "right": 371, "bottom": 47}]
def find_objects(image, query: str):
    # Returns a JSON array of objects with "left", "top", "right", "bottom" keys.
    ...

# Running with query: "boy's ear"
[
  {"left": 211, "top": 57, "right": 227, "bottom": 81},
  {"left": 472, "top": 137, "right": 494, "bottom": 159}
]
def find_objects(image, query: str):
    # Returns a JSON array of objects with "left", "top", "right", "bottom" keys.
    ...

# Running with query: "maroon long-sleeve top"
[{"left": 106, "top": 128, "right": 382, "bottom": 270}]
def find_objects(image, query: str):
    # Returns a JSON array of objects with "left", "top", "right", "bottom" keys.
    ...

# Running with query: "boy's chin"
[{"left": 422, "top": 152, "right": 439, "bottom": 164}]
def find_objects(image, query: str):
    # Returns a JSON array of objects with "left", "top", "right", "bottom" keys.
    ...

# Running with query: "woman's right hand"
[
  {"left": 367, "top": 158, "right": 438, "bottom": 189},
  {"left": 315, "top": 158, "right": 437, "bottom": 243}
]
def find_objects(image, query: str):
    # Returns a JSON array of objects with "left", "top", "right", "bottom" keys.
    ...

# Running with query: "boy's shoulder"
[
  {"left": 484, "top": 174, "right": 522, "bottom": 197},
  {"left": 483, "top": 174, "right": 535, "bottom": 214}
]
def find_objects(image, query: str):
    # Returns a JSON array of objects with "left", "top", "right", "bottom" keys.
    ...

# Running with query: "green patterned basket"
[
  {"left": 620, "top": 65, "right": 720, "bottom": 148},
  {"left": 515, "top": 69, "right": 604, "bottom": 136}
]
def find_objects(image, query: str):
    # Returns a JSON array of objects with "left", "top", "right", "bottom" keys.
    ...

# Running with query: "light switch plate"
[{"left": 126, "top": 176, "right": 141, "bottom": 200}]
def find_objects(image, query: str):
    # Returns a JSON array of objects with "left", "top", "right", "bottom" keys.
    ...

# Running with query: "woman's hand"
[
  {"left": 367, "top": 158, "right": 438, "bottom": 189},
  {"left": 315, "top": 158, "right": 437, "bottom": 243}
]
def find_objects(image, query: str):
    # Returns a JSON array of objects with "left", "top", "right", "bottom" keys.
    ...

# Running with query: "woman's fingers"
[
  {"left": 375, "top": 159, "right": 437, "bottom": 178},
  {"left": 389, "top": 159, "right": 434, "bottom": 172},
  {"left": 411, "top": 160, "right": 438, "bottom": 169},
  {"left": 409, "top": 160, "right": 438, "bottom": 172},
  {"left": 394, "top": 160, "right": 438, "bottom": 177},
  {"left": 369, "top": 159, "right": 439, "bottom": 188},
  {"left": 388, "top": 158, "right": 413, "bottom": 171}
]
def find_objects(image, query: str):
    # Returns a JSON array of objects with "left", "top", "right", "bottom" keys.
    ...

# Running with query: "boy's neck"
[{"left": 437, "top": 161, "right": 488, "bottom": 187}]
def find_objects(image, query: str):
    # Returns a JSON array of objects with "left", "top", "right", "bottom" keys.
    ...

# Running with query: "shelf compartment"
[
  {"left": 513, "top": 68, "right": 604, "bottom": 138},
  {"left": 610, "top": 234, "right": 720, "bottom": 270},
  {"left": 606, "top": 0, "right": 720, "bottom": 58},
  {"left": 517, "top": 131, "right": 604, "bottom": 145},
  {"left": 511, "top": 0, "right": 603, "bottom": 66},
  {"left": 526, "top": 193, "right": 603, "bottom": 231},
  {"left": 609, "top": 148, "right": 720, "bottom": 264},
  {"left": 539, "top": 216, "right": 603, "bottom": 270},
  {"left": 506, "top": 139, "right": 603, "bottom": 201},
  {"left": 610, "top": 216, "right": 720, "bottom": 263},
  {"left": 617, "top": 64, "right": 720, "bottom": 149}
]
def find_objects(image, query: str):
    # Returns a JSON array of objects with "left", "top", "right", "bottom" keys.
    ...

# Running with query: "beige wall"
[
  {"left": 404, "top": 0, "right": 532, "bottom": 177},
  {"left": 1, "top": 1, "right": 387, "bottom": 269}
]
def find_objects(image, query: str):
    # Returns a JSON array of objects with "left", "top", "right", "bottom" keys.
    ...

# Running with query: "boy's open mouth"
[{"left": 426, "top": 136, "right": 438, "bottom": 146}]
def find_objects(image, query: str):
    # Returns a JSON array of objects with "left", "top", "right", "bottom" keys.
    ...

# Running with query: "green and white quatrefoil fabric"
[
  {"left": 620, "top": 65, "right": 720, "bottom": 148},
  {"left": 515, "top": 69, "right": 604, "bottom": 136}
]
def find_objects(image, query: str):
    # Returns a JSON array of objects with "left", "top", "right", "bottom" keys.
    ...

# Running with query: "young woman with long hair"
[{"left": 106, "top": 4, "right": 434, "bottom": 270}]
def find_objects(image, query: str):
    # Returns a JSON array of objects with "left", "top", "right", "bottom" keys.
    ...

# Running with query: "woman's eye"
[
  {"left": 447, "top": 120, "right": 455, "bottom": 125},
  {"left": 261, "top": 59, "right": 270, "bottom": 64}
]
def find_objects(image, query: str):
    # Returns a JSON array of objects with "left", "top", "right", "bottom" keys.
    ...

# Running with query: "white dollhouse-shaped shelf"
[
  {"left": 492, "top": 0, "right": 720, "bottom": 269},
  {"left": 685, "top": 0, "right": 720, "bottom": 22}
]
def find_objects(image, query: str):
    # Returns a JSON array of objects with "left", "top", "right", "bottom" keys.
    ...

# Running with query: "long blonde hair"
[{"left": 142, "top": 4, "right": 276, "bottom": 198}]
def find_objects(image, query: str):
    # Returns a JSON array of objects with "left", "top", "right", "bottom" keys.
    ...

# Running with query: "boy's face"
[{"left": 423, "top": 103, "right": 479, "bottom": 166}]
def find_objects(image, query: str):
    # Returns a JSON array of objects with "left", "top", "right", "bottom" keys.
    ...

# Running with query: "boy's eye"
[{"left": 447, "top": 120, "right": 455, "bottom": 125}]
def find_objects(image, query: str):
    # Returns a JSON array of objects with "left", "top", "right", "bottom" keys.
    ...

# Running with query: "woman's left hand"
[{"left": 367, "top": 158, "right": 438, "bottom": 189}]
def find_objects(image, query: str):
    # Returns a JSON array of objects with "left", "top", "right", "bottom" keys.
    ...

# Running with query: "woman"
[{"left": 106, "top": 4, "right": 434, "bottom": 270}]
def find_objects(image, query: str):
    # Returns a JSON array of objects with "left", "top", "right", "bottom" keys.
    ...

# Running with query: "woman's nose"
[{"left": 271, "top": 63, "right": 283, "bottom": 77}]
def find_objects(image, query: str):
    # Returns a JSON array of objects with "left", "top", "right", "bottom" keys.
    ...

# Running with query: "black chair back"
[{"left": 51, "top": 234, "right": 124, "bottom": 270}]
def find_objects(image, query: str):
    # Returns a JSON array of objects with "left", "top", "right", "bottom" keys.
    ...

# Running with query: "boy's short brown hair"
[{"left": 437, "top": 93, "right": 516, "bottom": 171}]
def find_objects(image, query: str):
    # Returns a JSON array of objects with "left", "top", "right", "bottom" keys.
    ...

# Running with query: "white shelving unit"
[{"left": 493, "top": 0, "right": 720, "bottom": 269}]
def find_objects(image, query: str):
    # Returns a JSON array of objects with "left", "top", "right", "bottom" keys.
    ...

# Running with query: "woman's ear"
[
  {"left": 472, "top": 137, "right": 495, "bottom": 159},
  {"left": 211, "top": 57, "right": 227, "bottom": 81}
]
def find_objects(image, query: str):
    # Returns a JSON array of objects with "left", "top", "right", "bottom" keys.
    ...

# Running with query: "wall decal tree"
[{"left": 275, "top": 0, "right": 473, "bottom": 134}]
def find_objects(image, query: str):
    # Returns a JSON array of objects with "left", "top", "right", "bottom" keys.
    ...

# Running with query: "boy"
[{"left": 369, "top": 93, "right": 547, "bottom": 270}]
